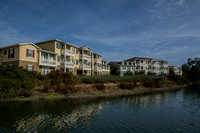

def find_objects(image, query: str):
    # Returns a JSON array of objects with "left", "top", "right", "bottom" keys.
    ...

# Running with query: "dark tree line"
[{"left": 182, "top": 58, "right": 200, "bottom": 83}]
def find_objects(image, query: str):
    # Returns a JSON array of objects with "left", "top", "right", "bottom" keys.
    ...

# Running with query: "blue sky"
[{"left": 0, "top": 0, "right": 200, "bottom": 66}]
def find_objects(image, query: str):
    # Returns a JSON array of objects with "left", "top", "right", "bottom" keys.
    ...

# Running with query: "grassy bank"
[
  {"left": 0, "top": 66, "right": 190, "bottom": 101},
  {"left": 2, "top": 84, "right": 187, "bottom": 101}
]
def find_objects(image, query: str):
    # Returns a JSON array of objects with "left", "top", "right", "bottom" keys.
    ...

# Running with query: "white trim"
[
  {"left": 2, "top": 59, "right": 38, "bottom": 63},
  {"left": 19, "top": 42, "right": 42, "bottom": 50}
]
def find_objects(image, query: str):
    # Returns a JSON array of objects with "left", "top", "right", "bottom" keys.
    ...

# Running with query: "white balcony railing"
[
  {"left": 62, "top": 49, "right": 74, "bottom": 57},
  {"left": 40, "top": 59, "right": 57, "bottom": 67},
  {"left": 62, "top": 62, "right": 74, "bottom": 68},
  {"left": 81, "top": 54, "right": 91, "bottom": 61},
  {"left": 95, "top": 66, "right": 102, "bottom": 71},
  {"left": 82, "top": 65, "right": 91, "bottom": 70},
  {"left": 97, "top": 58, "right": 102, "bottom": 63}
]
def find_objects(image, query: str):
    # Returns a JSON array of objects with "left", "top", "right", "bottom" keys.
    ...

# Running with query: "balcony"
[
  {"left": 62, "top": 49, "right": 74, "bottom": 57},
  {"left": 80, "top": 64, "right": 91, "bottom": 70},
  {"left": 94, "top": 66, "right": 102, "bottom": 71},
  {"left": 97, "top": 58, "right": 102, "bottom": 63},
  {"left": 80, "top": 54, "right": 91, "bottom": 61},
  {"left": 40, "top": 59, "right": 57, "bottom": 67},
  {"left": 62, "top": 62, "right": 74, "bottom": 68},
  {"left": 152, "top": 63, "right": 159, "bottom": 67}
]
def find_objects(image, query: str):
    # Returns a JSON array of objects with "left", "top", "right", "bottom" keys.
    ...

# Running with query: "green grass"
[{"left": 81, "top": 75, "right": 150, "bottom": 83}]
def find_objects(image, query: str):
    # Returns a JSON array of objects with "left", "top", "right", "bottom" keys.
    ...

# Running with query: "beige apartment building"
[
  {"left": 0, "top": 39, "right": 110, "bottom": 76},
  {"left": 169, "top": 66, "right": 182, "bottom": 76},
  {"left": 109, "top": 57, "right": 169, "bottom": 76}
]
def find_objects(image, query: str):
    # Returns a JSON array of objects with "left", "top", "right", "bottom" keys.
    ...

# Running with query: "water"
[{"left": 0, "top": 87, "right": 200, "bottom": 133}]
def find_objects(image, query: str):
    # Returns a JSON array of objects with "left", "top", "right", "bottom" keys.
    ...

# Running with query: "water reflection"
[
  {"left": 0, "top": 87, "right": 200, "bottom": 133},
  {"left": 0, "top": 99, "right": 107, "bottom": 132},
  {"left": 118, "top": 91, "right": 171, "bottom": 110}
]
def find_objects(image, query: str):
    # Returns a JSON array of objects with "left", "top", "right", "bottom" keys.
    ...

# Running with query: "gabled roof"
[
  {"left": 35, "top": 39, "right": 80, "bottom": 48},
  {"left": 80, "top": 46, "right": 92, "bottom": 52},
  {"left": 125, "top": 57, "right": 168, "bottom": 62},
  {"left": 0, "top": 42, "right": 41, "bottom": 50},
  {"left": 0, "top": 42, "right": 57, "bottom": 55}
]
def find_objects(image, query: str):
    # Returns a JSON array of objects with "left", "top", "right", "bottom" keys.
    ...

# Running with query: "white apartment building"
[
  {"left": 169, "top": 66, "right": 182, "bottom": 76},
  {"left": 109, "top": 57, "right": 169, "bottom": 76}
]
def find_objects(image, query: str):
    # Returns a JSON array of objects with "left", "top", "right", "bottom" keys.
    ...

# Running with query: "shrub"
[
  {"left": 135, "top": 70, "right": 145, "bottom": 75},
  {"left": 142, "top": 79, "right": 161, "bottom": 88},
  {"left": 0, "top": 66, "right": 40, "bottom": 91},
  {"left": 81, "top": 75, "right": 149, "bottom": 83},
  {"left": 118, "top": 81, "right": 137, "bottom": 90},
  {"left": 93, "top": 83, "right": 106, "bottom": 90}
]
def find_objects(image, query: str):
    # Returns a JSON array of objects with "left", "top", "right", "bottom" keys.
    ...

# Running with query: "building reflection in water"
[
  {"left": 14, "top": 101, "right": 107, "bottom": 132},
  {"left": 122, "top": 92, "right": 171, "bottom": 110}
]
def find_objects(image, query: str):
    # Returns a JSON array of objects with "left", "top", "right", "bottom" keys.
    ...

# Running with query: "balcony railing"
[
  {"left": 80, "top": 54, "right": 91, "bottom": 61},
  {"left": 80, "top": 64, "right": 91, "bottom": 70},
  {"left": 94, "top": 66, "right": 102, "bottom": 71},
  {"left": 62, "top": 49, "right": 74, "bottom": 57},
  {"left": 40, "top": 59, "right": 57, "bottom": 67},
  {"left": 62, "top": 62, "right": 74, "bottom": 68},
  {"left": 97, "top": 58, "right": 102, "bottom": 63}
]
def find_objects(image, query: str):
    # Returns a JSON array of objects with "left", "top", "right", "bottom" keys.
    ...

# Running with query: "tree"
[
  {"left": 182, "top": 58, "right": 200, "bottom": 83},
  {"left": 125, "top": 70, "right": 133, "bottom": 76}
]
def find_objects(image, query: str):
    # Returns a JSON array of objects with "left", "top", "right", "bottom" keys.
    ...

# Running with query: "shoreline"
[
  {"left": 66, "top": 84, "right": 187, "bottom": 99},
  {"left": 0, "top": 84, "right": 188, "bottom": 102}
]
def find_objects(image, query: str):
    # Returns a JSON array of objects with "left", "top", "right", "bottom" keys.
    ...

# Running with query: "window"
[
  {"left": 76, "top": 59, "right": 79, "bottom": 65},
  {"left": 8, "top": 48, "right": 14, "bottom": 58},
  {"left": 3, "top": 50, "right": 7, "bottom": 55},
  {"left": 73, "top": 59, "right": 75, "bottom": 64},
  {"left": 72, "top": 47, "right": 75, "bottom": 53},
  {"left": 61, "top": 56, "right": 64, "bottom": 61},
  {"left": 57, "top": 56, "right": 60, "bottom": 62},
  {"left": 26, "top": 49, "right": 34, "bottom": 58},
  {"left": 56, "top": 42, "right": 60, "bottom": 49},
  {"left": 122, "top": 66, "right": 126, "bottom": 70},
  {"left": 42, "top": 53, "right": 48, "bottom": 59},
  {"left": 49, "top": 54, "right": 52, "bottom": 60},
  {"left": 66, "top": 45, "right": 70, "bottom": 50},
  {"left": 26, "top": 65, "right": 34, "bottom": 71},
  {"left": 76, "top": 49, "right": 79, "bottom": 54},
  {"left": 66, "top": 57, "right": 70, "bottom": 62},
  {"left": 42, "top": 67, "right": 50, "bottom": 75}
]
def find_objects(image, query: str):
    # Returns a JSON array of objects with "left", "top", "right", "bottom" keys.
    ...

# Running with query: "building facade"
[
  {"left": 169, "top": 66, "right": 182, "bottom": 76},
  {"left": 0, "top": 39, "right": 110, "bottom": 76},
  {"left": 101, "top": 60, "right": 110, "bottom": 75},
  {"left": 109, "top": 57, "right": 169, "bottom": 76}
]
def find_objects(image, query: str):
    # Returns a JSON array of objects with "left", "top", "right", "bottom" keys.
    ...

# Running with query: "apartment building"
[
  {"left": 0, "top": 42, "right": 57, "bottom": 74},
  {"left": 101, "top": 60, "right": 110, "bottom": 75},
  {"left": 0, "top": 39, "right": 110, "bottom": 76},
  {"left": 109, "top": 57, "right": 169, "bottom": 76},
  {"left": 169, "top": 66, "right": 182, "bottom": 76}
]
